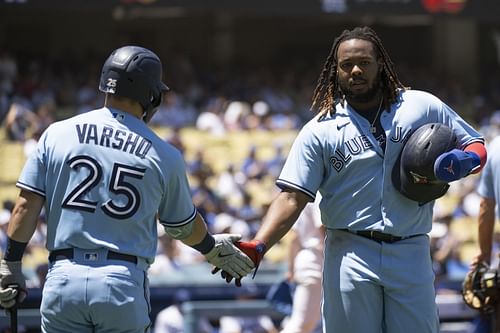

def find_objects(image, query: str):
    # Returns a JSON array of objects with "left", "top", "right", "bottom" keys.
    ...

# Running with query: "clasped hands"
[{"left": 204, "top": 234, "right": 265, "bottom": 287}]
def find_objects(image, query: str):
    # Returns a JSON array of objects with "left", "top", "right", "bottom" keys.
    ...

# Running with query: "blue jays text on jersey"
[{"left": 330, "top": 128, "right": 412, "bottom": 172}]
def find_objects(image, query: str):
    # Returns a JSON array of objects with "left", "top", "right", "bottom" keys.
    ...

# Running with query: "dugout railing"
[{"left": 0, "top": 289, "right": 480, "bottom": 332}]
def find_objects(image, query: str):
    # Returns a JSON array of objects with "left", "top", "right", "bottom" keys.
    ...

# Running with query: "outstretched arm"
[
  {"left": 255, "top": 188, "right": 310, "bottom": 249},
  {"left": 222, "top": 188, "right": 311, "bottom": 286},
  {"left": 165, "top": 212, "right": 255, "bottom": 282}
]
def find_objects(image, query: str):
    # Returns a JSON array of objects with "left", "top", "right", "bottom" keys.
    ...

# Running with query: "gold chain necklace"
[{"left": 370, "top": 98, "right": 384, "bottom": 133}]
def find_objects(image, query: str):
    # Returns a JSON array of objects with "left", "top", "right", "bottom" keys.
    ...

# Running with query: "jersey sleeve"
[
  {"left": 436, "top": 100, "right": 484, "bottom": 147},
  {"left": 477, "top": 138, "right": 499, "bottom": 199},
  {"left": 16, "top": 129, "right": 48, "bottom": 196},
  {"left": 276, "top": 125, "right": 323, "bottom": 200},
  {"left": 157, "top": 155, "right": 197, "bottom": 227}
]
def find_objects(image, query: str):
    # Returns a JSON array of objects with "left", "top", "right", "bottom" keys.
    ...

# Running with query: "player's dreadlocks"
[{"left": 311, "top": 26, "right": 406, "bottom": 117}]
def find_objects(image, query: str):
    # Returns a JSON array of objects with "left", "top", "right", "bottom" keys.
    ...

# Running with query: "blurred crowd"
[{"left": 1, "top": 47, "right": 500, "bottom": 331}]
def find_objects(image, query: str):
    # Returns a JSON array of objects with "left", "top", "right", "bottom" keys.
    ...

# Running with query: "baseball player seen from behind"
[
  {"left": 469, "top": 135, "right": 500, "bottom": 331},
  {"left": 230, "top": 26, "right": 488, "bottom": 333},
  {"left": 0, "top": 45, "right": 254, "bottom": 333}
]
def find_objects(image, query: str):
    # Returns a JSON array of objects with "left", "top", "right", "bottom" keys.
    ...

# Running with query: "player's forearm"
[
  {"left": 178, "top": 213, "right": 210, "bottom": 247},
  {"left": 255, "top": 190, "right": 309, "bottom": 249},
  {"left": 477, "top": 196, "right": 496, "bottom": 262},
  {"left": 7, "top": 190, "right": 44, "bottom": 243}
]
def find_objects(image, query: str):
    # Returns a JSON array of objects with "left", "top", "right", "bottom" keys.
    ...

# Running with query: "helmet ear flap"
[
  {"left": 151, "top": 86, "right": 163, "bottom": 109},
  {"left": 141, "top": 86, "right": 164, "bottom": 122}
]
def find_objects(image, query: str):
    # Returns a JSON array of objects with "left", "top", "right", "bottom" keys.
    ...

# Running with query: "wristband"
[
  {"left": 191, "top": 233, "right": 216, "bottom": 255},
  {"left": 4, "top": 238, "right": 28, "bottom": 262}
]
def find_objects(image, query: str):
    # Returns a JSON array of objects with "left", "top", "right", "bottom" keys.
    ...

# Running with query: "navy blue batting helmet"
[
  {"left": 392, "top": 123, "right": 458, "bottom": 204},
  {"left": 99, "top": 46, "right": 169, "bottom": 121}
]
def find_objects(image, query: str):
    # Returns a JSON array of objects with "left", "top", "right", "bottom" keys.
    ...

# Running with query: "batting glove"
[
  {"left": 0, "top": 260, "right": 26, "bottom": 309},
  {"left": 204, "top": 234, "right": 255, "bottom": 281},
  {"left": 235, "top": 240, "right": 266, "bottom": 278},
  {"left": 434, "top": 149, "right": 480, "bottom": 183},
  {"left": 216, "top": 240, "right": 267, "bottom": 287}
]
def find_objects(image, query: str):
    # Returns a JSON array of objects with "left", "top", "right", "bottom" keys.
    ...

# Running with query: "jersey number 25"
[{"left": 62, "top": 155, "right": 146, "bottom": 219}]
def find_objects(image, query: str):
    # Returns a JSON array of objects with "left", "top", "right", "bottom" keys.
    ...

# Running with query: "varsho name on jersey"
[{"left": 76, "top": 123, "right": 152, "bottom": 158}]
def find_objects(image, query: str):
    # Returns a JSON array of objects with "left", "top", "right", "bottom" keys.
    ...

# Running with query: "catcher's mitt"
[{"left": 462, "top": 261, "right": 499, "bottom": 313}]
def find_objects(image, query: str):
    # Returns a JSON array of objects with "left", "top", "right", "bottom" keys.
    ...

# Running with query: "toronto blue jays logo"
[
  {"left": 444, "top": 160, "right": 455, "bottom": 175},
  {"left": 410, "top": 171, "right": 429, "bottom": 184}
]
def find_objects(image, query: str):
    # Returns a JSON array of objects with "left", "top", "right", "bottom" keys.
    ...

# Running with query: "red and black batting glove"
[
  {"left": 213, "top": 240, "right": 266, "bottom": 287},
  {"left": 235, "top": 240, "right": 266, "bottom": 277}
]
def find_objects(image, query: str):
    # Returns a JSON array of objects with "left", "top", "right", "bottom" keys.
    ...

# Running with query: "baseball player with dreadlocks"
[{"left": 230, "top": 26, "right": 487, "bottom": 333}]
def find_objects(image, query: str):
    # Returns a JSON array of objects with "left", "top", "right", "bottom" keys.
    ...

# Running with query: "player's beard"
[{"left": 339, "top": 75, "right": 382, "bottom": 104}]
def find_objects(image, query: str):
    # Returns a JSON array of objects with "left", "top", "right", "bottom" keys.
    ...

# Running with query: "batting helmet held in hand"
[
  {"left": 392, "top": 123, "right": 458, "bottom": 204},
  {"left": 99, "top": 46, "right": 169, "bottom": 122}
]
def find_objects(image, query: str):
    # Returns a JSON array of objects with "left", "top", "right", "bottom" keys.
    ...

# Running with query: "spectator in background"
[
  {"left": 429, "top": 216, "right": 454, "bottom": 291},
  {"left": 164, "top": 127, "right": 186, "bottom": 155},
  {"left": 0, "top": 50, "right": 17, "bottom": 97},
  {"left": 224, "top": 101, "right": 251, "bottom": 132},
  {"left": 219, "top": 284, "right": 278, "bottom": 333},
  {"left": 196, "top": 96, "right": 228, "bottom": 137},
  {"left": 265, "top": 143, "right": 287, "bottom": 179},
  {"left": 215, "top": 163, "right": 245, "bottom": 206},
  {"left": 23, "top": 127, "right": 43, "bottom": 158},
  {"left": 241, "top": 145, "right": 267, "bottom": 181},
  {"left": 0, "top": 50, "right": 18, "bottom": 124},
  {"left": 34, "top": 99, "right": 56, "bottom": 133},
  {"left": 4, "top": 98, "right": 39, "bottom": 142},
  {"left": 0, "top": 200, "right": 14, "bottom": 225},
  {"left": 188, "top": 148, "right": 213, "bottom": 177},
  {"left": 76, "top": 76, "right": 100, "bottom": 114},
  {"left": 236, "top": 191, "right": 263, "bottom": 236},
  {"left": 150, "top": 91, "right": 197, "bottom": 128},
  {"left": 0, "top": 200, "right": 14, "bottom": 255},
  {"left": 154, "top": 288, "right": 214, "bottom": 333},
  {"left": 280, "top": 195, "right": 323, "bottom": 333},
  {"left": 149, "top": 226, "right": 205, "bottom": 282}
]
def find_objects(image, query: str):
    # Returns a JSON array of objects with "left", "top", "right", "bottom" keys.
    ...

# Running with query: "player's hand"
[
  {"left": 469, "top": 253, "right": 490, "bottom": 271},
  {"left": 0, "top": 260, "right": 27, "bottom": 309},
  {"left": 434, "top": 149, "right": 480, "bottom": 182},
  {"left": 212, "top": 240, "right": 267, "bottom": 287},
  {"left": 204, "top": 234, "right": 255, "bottom": 282},
  {"left": 235, "top": 240, "right": 266, "bottom": 276}
]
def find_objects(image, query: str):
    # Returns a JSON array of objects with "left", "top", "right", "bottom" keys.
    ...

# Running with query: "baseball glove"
[{"left": 462, "top": 261, "right": 499, "bottom": 313}]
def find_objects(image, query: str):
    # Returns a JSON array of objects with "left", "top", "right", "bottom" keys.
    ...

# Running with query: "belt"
[
  {"left": 342, "top": 229, "right": 422, "bottom": 243},
  {"left": 49, "top": 248, "right": 138, "bottom": 264}
]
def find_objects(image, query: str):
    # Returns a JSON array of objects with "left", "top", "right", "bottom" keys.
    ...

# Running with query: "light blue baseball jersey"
[
  {"left": 477, "top": 136, "right": 500, "bottom": 217},
  {"left": 17, "top": 107, "right": 196, "bottom": 262},
  {"left": 277, "top": 89, "right": 484, "bottom": 236}
]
